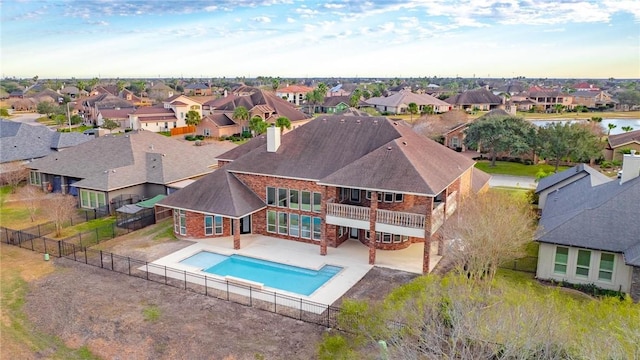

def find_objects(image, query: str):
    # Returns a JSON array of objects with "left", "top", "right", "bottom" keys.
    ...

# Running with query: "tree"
[
  {"left": 464, "top": 116, "right": 534, "bottom": 167},
  {"left": 349, "top": 89, "right": 362, "bottom": 108},
  {"left": 616, "top": 90, "right": 640, "bottom": 107},
  {"left": 1, "top": 163, "right": 28, "bottom": 193},
  {"left": 16, "top": 185, "right": 44, "bottom": 222},
  {"left": 232, "top": 106, "right": 249, "bottom": 132},
  {"left": 128, "top": 80, "right": 146, "bottom": 96},
  {"left": 101, "top": 118, "right": 119, "bottom": 133},
  {"left": 443, "top": 191, "right": 536, "bottom": 283},
  {"left": 249, "top": 116, "right": 267, "bottom": 135},
  {"left": 116, "top": 80, "right": 126, "bottom": 92},
  {"left": 304, "top": 89, "right": 324, "bottom": 114},
  {"left": 553, "top": 104, "right": 565, "bottom": 113},
  {"left": 407, "top": 102, "right": 418, "bottom": 121},
  {"left": 421, "top": 104, "right": 434, "bottom": 115},
  {"left": 317, "top": 82, "right": 328, "bottom": 97},
  {"left": 88, "top": 77, "right": 99, "bottom": 89},
  {"left": 621, "top": 125, "right": 634, "bottom": 132},
  {"left": 538, "top": 122, "right": 603, "bottom": 172},
  {"left": 43, "top": 194, "right": 77, "bottom": 237},
  {"left": 607, "top": 123, "right": 617, "bottom": 136},
  {"left": 275, "top": 116, "right": 291, "bottom": 132},
  {"left": 271, "top": 78, "right": 280, "bottom": 91},
  {"left": 185, "top": 110, "right": 201, "bottom": 132},
  {"left": 37, "top": 101, "right": 58, "bottom": 118},
  {"left": 77, "top": 80, "right": 87, "bottom": 92}
]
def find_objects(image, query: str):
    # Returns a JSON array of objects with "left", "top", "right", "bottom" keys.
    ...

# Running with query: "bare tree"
[
  {"left": 442, "top": 191, "right": 536, "bottom": 283},
  {"left": 0, "top": 162, "right": 29, "bottom": 193},
  {"left": 16, "top": 185, "right": 45, "bottom": 222},
  {"left": 42, "top": 194, "right": 77, "bottom": 237}
]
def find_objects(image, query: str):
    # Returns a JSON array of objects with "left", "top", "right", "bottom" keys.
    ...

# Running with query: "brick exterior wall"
[
  {"left": 631, "top": 266, "right": 640, "bottom": 302},
  {"left": 182, "top": 212, "right": 233, "bottom": 238}
]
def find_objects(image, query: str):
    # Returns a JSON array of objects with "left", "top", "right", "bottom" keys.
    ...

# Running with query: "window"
[
  {"left": 384, "top": 192, "right": 394, "bottom": 203},
  {"left": 553, "top": 246, "right": 568, "bottom": 274},
  {"left": 289, "top": 214, "right": 299, "bottom": 237},
  {"left": 79, "top": 189, "right": 106, "bottom": 209},
  {"left": 266, "top": 187, "right": 276, "bottom": 206},
  {"left": 214, "top": 216, "right": 223, "bottom": 235},
  {"left": 289, "top": 190, "right": 299, "bottom": 210},
  {"left": 204, "top": 129, "right": 211, "bottom": 136},
  {"left": 278, "top": 212, "right": 288, "bottom": 235},
  {"left": 278, "top": 188, "right": 288, "bottom": 207},
  {"left": 365, "top": 191, "right": 371, "bottom": 200},
  {"left": 174, "top": 210, "right": 186, "bottom": 235},
  {"left": 29, "top": 171, "right": 41, "bottom": 186},
  {"left": 598, "top": 253, "right": 615, "bottom": 281},
  {"left": 301, "top": 191, "right": 311, "bottom": 211},
  {"left": 301, "top": 215, "right": 311, "bottom": 238},
  {"left": 204, "top": 216, "right": 213, "bottom": 235},
  {"left": 395, "top": 193, "right": 404, "bottom": 202},
  {"left": 576, "top": 250, "right": 591, "bottom": 278},
  {"left": 267, "top": 210, "right": 276, "bottom": 233},
  {"left": 312, "top": 217, "right": 321, "bottom": 241},
  {"left": 350, "top": 188, "right": 360, "bottom": 202},
  {"left": 313, "top": 192, "right": 321, "bottom": 213},
  {"left": 340, "top": 188, "right": 349, "bottom": 201},
  {"left": 382, "top": 233, "right": 392, "bottom": 243}
]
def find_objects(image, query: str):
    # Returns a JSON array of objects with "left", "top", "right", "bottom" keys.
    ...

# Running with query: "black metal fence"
[
  {"left": 499, "top": 256, "right": 538, "bottom": 273},
  {"left": 0, "top": 226, "right": 343, "bottom": 329}
]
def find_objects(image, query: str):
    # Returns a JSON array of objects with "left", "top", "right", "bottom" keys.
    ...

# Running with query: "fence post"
[
  {"left": 73, "top": 243, "right": 77, "bottom": 261},
  {"left": 226, "top": 281, "right": 229, "bottom": 301},
  {"left": 58, "top": 241, "right": 62, "bottom": 258},
  {"left": 164, "top": 266, "right": 167, "bottom": 284},
  {"left": 112, "top": 224, "right": 115, "bottom": 239},
  {"left": 184, "top": 270, "right": 187, "bottom": 290},
  {"left": 43, "top": 238, "right": 47, "bottom": 254},
  {"left": 327, "top": 305, "right": 330, "bottom": 328},
  {"left": 205, "top": 276, "right": 208, "bottom": 296},
  {"left": 100, "top": 250, "right": 103, "bottom": 268},
  {"left": 274, "top": 292, "right": 277, "bottom": 313},
  {"left": 84, "top": 248, "right": 87, "bottom": 264},
  {"left": 146, "top": 262, "right": 149, "bottom": 280},
  {"left": 111, "top": 252, "right": 114, "bottom": 270},
  {"left": 250, "top": 287, "right": 252, "bottom": 307},
  {"left": 128, "top": 257, "right": 131, "bottom": 276},
  {"left": 300, "top": 298, "right": 303, "bottom": 320}
]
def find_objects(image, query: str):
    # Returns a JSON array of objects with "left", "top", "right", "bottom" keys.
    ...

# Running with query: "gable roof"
[
  {"left": 608, "top": 129, "right": 640, "bottom": 148},
  {"left": 535, "top": 164, "right": 612, "bottom": 194},
  {"left": 204, "top": 86, "right": 310, "bottom": 122},
  {"left": 203, "top": 113, "right": 235, "bottom": 127},
  {"left": 1, "top": 120, "right": 92, "bottom": 163},
  {"left": 321, "top": 96, "right": 350, "bottom": 107},
  {"left": 366, "top": 90, "right": 449, "bottom": 108},
  {"left": 277, "top": 85, "right": 314, "bottom": 93},
  {"left": 27, "top": 131, "right": 235, "bottom": 191},
  {"left": 445, "top": 88, "right": 503, "bottom": 105},
  {"left": 536, "top": 175, "right": 640, "bottom": 266},
  {"left": 225, "top": 116, "right": 476, "bottom": 196}
]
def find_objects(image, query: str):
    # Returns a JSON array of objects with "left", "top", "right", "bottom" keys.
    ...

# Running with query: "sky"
[{"left": 1, "top": 0, "right": 639, "bottom": 79}]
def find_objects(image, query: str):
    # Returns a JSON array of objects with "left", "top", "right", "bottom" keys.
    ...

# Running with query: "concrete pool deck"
[{"left": 149, "top": 235, "right": 440, "bottom": 307}]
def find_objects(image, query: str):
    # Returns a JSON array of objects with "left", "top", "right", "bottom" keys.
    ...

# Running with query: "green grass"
[
  {"left": 152, "top": 219, "right": 177, "bottom": 241},
  {"left": 57, "top": 216, "right": 116, "bottom": 239},
  {"left": 475, "top": 160, "right": 569, "bottom": 177},
  {"left": 142, "top": 304, "right": 161, "bottom": 322},
  {"left": 490, "top": 186, "right": 530, "bottom": 200}
]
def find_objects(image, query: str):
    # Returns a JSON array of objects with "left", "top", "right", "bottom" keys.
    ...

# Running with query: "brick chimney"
[
  {"left": 620, "top": 150, "right": 640, "bottom": 184},
  {"left": 267, "top": 125, "right": 281, "bottom": 153}
]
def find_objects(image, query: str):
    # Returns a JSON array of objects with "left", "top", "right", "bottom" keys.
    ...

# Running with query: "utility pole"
[{"left": 67, "top": 101, "right": 71, "bottom": 132}]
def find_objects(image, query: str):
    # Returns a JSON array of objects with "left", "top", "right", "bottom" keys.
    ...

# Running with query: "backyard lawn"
[{"left": 475, "top": 160, "right": 569, "bottom": 177}]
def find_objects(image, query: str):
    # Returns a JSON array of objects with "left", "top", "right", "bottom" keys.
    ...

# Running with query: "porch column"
[
  {"left": 369, "top": 191, "right": 378, "bottom": 265},
  {"left": 320, "top": 186, "right": 328, "bottom": 256},
  {"left": 423, "top": 197, "right": 434, "bottom": 273},
  {"left": 438, "top": 188, "right": 449, "bottom": 256},
  {"left": 233, "top": 218, "right": 241, "bottom": 250}
]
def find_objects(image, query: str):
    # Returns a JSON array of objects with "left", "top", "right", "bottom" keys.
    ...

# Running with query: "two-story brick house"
[{"left": 157, "top": 116, "right": 490, "bottom": 273}]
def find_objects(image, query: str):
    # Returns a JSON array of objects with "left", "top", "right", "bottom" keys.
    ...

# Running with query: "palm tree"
[
  {"left": 607, "top": 123, "right": 617, "bottom": 136},
  {"left": 249, "top": 116, "right": 267, "bottom": 135},
  {"left": 185, "top": 110, "right": 201, "bottom": 134},
  {"left": 232, "top": 106, "right": 249, "bottom": 134},
  {"left": 275, "top": 116, "right": 291, "bottom": 132},
  {"left": 407, "top": 102, "right": 418, "bottom": 122},
  {"left": 621, "top": 125, "right": 634, "bottom": 132},
  {"left": 589, "top": 116, "right": 603, "bottom": 123},
  {"left": 553, "top": 104, "right": 564, "bottom": 114}
]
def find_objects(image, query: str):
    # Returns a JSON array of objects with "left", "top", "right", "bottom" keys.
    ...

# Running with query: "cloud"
[
  {"left": 85, "top": 20, "right": 110, "bottom": 26},
  {"left": 295, "top": 6, "right": 318, "bottom": 17},
  {"left": 324, "top": 3, "right": 345, "bottom": 9},
  {"left": 253, "top": 16, "right": 271, "bottom": 23},
  {"left": 286, "top": 17, "right": 295, "bottom": 23}
]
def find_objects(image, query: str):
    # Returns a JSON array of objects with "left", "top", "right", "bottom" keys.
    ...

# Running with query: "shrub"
[
  {"left": 612, "top": 160, "right": 622, "bottom": 167},
  {"left": 523, "top": 159, "right": 533, "bottom": 165},
  {"left": 600, "top": 160, "right": 613, "bottom": 169},
  {"left": 184, "top": 135, "right": 195, "bottom": 141},
  {"left": 195, "top": 135, "right": 205, "bottom": 140}
]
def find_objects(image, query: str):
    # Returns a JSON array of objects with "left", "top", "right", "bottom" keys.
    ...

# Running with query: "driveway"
[
  {"left": 489, "top": 174, "right": 537, "bottom": 189},
  {"left": 7, "top": 112, "right": 47, "bottom": 126}
]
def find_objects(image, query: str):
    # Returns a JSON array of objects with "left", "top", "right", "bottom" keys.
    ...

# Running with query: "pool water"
[{"left": 180, "top": 251, "right": 342, "bottom": 296}]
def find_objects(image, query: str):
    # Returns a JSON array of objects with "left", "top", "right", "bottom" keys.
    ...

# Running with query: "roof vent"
[
  {"left": 387, "top": 146, "right": 392, "bottom": 151},
  {"left": 402, "top": 141, "right": 407, "bottom": 146},
  {"left": 356, "top": 119, "right": 361, "bottom": 124},
  {"left": 373, "top": 120, "right": 378, "bottom": 124},
  {"left": 340, "top": 119, "right": 345, "bottom": 123},
  {"left": 393, "top": 122, "right": 398, "bottom": 126}
]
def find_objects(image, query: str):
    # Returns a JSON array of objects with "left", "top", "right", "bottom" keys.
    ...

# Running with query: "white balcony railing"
[
  {"left": 326, "top": 203, "right": 370, "bottom": 221},
  {"left": 377, "top": 209, "right": 425, "bottom": 229}
]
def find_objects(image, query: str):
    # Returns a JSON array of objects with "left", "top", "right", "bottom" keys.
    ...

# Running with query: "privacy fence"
[{"left": 0, "top": 225, "right": 343, "bottom": 329}]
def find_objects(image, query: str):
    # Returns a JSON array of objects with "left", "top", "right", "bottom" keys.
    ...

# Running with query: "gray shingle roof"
[
  {"left": 27, "top": 131, "right": 235, "bottom": 191},
  {"left": 535, "top": 164, "right": 612, "bottom": 194},
  {"left": 1, "top": 120, "right": 92, "bottom": 163},
  {"left": 536, "top": 175, "right": 640, "bottom": 266},
  {"left": 608, "top": 129, "right": 640, "bottom": 148},
  {"left": 366, "top": 90, "right": 449, "bottom": 107},
  {"left": 445, "top": 88, "right": 503, "bottom": 105},
  {"left": 159, "top": 170, "right": 265, "bottom": 218}
]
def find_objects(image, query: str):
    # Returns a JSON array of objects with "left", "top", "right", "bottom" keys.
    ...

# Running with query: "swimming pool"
[{"left": 180, "top": 251, "right": 342, "bottom": 296}]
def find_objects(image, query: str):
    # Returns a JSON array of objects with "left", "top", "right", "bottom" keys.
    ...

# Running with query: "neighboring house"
[
  {"left": 574, "top": 82, "right": 600, "bottom": 91},
  {"left": 128, "top": 95, "right": 202, "bottom": 132},
  {"left": 97, "top": 108, "right": 134, "bottom": 129},
  {"left": 526, "top": 88, "right": 573, "bottom": 111},
  {"left": 121, "top": 89, "right": 152, "bottom": 107},
  {"left": 316, "top": 96, "right": 350, "bottom": 114},
  {"left": 80, "top": 94, "right": 135, "bottom": 125},
  {"left": 276, "top": 84, "right": 314, "bottom": 106},
  {"left": 27, "top": 131, "right": 236, "bottom": 212},
  {"left": 0, "top": 119, "right": 92, "bottom": 173},
  {"left": 535, "top": 152, "right": 640, "bottom": 301},
  {"left": 60, "top": 86, "right": 80, "bottom": 99},
  {"left": 157, "top": 116, "right": 491, "bottom": 273},
  {"left": 200, "top": 86, "right": 311, "bottom": 137},
  {"left": 605, "top": 129, "right": 640, "bottom": 161},
  {"left": 570, "top": 91, "right": 616, "bottom": 109},
  {"left": 148, "top": 82, "right": 175, "bottom": 101},
  {"left": 441, "top": 109, "right": 511, "bottom": 152},
  {"left": 9, "top": 90, "right": 24, "bottom": 99},
  {"left": 327, "top": 84, "right": 351, "bottom": 97},
  {"left": 164, "top": 94, "right": 203, "bottom": 121},
  {"left": 534, "top": 164, "right": 612, "bottom": 211},
  {"left": 366, "top": 90, "right": 451, "bottom": 114},
  {"left": 444, "top": 88, "right": 504, "bottom": 111},
  {"left": 184, "top": 83, "right": 212, "bottom": 96}
]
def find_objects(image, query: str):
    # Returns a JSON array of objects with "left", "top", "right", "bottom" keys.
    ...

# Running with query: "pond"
[{"left": 530, "top": 118, "right": 640, "bottom": 136}]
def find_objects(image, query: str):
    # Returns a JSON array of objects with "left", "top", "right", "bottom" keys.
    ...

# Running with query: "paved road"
[
  {"left": 7, "top": 112, "right": 46, "bottom": 126},
  {"left": 489, "top": 174, "right": 537, "bottom": 189}
]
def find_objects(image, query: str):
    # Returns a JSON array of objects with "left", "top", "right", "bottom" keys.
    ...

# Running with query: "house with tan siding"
[{"left": 157, "top": 116, "right": 490, "bottom": 273}]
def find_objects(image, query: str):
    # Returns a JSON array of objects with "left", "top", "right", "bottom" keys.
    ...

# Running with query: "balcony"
[{"left": 326, "top": 203, "right": 427, "bottom": 238}]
